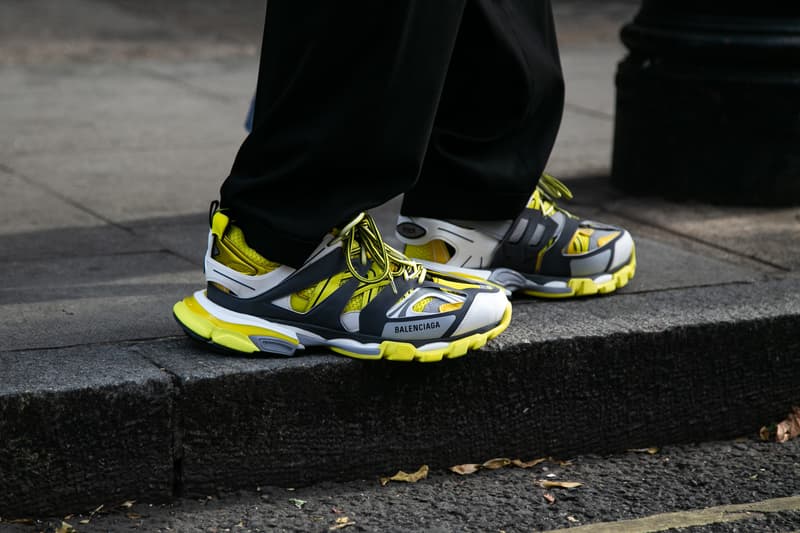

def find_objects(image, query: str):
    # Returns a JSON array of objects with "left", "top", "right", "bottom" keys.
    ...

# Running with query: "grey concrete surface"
[
  {"left": 0, "top": 345, "right": 174, "bottom": 516},
  {"left": 2, "top": 0, "right": 800, "bottom": 522}
]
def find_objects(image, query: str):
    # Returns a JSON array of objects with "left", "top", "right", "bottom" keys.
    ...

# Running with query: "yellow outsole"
[
  {"left": 173, "top": 295, "right": 299, "bottom": 354},
  {"left": 522, "top": 248, "right": 637, "bottom": 299},
  {"left": 174, "top": 294, "right": 513, "bottom": 363}
]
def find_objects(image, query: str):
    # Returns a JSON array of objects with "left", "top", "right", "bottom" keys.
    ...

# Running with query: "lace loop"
[
  {"left": 334, "top": 213, "right": 427, "bottom": 292},
  {"left": 529, "top": 173, "right": 575, "bottom": 218}
]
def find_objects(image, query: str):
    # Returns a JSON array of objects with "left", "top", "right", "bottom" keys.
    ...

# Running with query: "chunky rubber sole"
[
  {"left": 513, "top": 248, "right": 637, "bottom": 299},
  {"left": 173, "top": 290, "right": 512, "bottom": 363}
]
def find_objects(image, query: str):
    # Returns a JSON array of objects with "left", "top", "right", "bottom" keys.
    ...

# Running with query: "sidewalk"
[{"left": 2, "top": 0, "right": 799, "bottom": 517}]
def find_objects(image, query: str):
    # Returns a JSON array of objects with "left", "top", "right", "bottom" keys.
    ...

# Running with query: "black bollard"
[{"left": 611, "top": 1, "right": 800, "bottom": 205}]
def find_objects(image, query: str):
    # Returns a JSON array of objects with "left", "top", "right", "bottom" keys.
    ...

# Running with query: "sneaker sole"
[
  {"left": 514, "top": 248, "right": 637, "bottom": 299},
  {"left": 173, "top": 290, "right": 512, "bottom": 363},
  {"left": 415, "top": 248, "right": 636, "bottom": 299}
]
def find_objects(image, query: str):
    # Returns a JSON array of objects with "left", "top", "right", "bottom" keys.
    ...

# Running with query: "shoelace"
[
  {"left": 529, "top": 173, "right": 575, "bottom": 218},
  {"left": 334, "top": 212, "right": 427, "bottom": 292}
]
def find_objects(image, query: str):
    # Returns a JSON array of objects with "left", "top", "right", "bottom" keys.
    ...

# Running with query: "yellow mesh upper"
[
  {"left": 405, "top": 240, "right": 451, "bottom": 263},
  {"left": 566, "top": 228, "right": 593, "bottom": 255},
  {"left": 413, "top": 297, "right": 434, "bottom": 312},
  {"left": 225, "top": 226, "right": 280, "bottom": 272}
]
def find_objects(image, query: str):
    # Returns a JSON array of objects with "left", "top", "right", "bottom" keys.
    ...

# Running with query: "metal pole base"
[{"left": 611, "top": 2, "right": 800, "bottom": 205}]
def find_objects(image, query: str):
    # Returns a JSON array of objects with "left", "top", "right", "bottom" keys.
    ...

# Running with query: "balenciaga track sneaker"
[
  {"left": 396, "top": 174, "right": 636, "bottom": 299},
  {"left": 173, "top": 206, "right": 511, "bottom": 362}
]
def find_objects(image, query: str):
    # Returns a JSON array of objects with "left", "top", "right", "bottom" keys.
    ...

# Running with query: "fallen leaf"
[
  {"left": 543, "top": 493, "right": 555, "bottom": 504},
  {"left": 450, "top": 463, "right": 481, "bottom": 475},
  {"left": 120, "top": 500, "right": 136, "bottom": 509},
  {"left": 760, "top": 424, "right": 776, "bottom": 441},
  {"left": 329, "top": 516, "right": 355, "bottom": 530},
  {"left": 79, "top": 519, "right": 91, "bottom": 524},
  {"left": 482, "top": 458, "right": 511, "bottom": 470},
  {"left": 56, "top": 522, "right": 76, "bottom": 533},
  {"left": 512, "top": 458, "right": 547, "bottom": 469},
  {"left": 776, "top": 407, "right": 800, "bottom": 443},
  {"left": 127, "top": 513, "right": 143, "bottom": 520},
  {"left": 9, "top": 518, "right": 34, "bottom": 525},
  {"left": 380, "top": 464, "right": 429, "bottom": 485},
  {"left": 289, "top": 498, "right": 306, "bottom": 509},
  {"left": 567, "top": 516, "right": 579, "bottom": 523},
  {"left": 539, "top": 480, "right": 583, "bottom": 489},
  {"left": 627, "top": 447, "right": 659, "bottom": 455}
]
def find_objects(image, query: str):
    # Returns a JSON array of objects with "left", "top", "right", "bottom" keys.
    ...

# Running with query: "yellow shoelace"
[
  {"left": 334, "top": 212, "right": 427, "bottom": 293},
  {"left": 528, "top": 173, "right": 575, "bottom": 218}
]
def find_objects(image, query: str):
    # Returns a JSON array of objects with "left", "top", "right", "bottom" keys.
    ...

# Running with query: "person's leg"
[
  {"left": 396, "top": 0, "right": 637, "bottom": 298},
  {"left": 221, "top": 0, "right": 469, "bottom": 267},
  {"left": 173, "top": 0, "right": 512, "bottom": 361},
  {"left": 401, "top": 0, "right": 565, "bottom": 221}
]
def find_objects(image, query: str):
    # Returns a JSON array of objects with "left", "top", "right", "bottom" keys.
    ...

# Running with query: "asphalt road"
[{"left": 3, "top": 434, "right": 800, "bottom": 532}]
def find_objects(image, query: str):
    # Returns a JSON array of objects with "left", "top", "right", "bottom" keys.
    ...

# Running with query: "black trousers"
[{"left": 221, "top": 0, "right": 564, "bottom": 267}]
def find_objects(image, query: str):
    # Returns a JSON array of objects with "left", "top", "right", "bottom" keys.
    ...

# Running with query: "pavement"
[{"left": 1, "top": 0, "right": 800, "bottom": 519}]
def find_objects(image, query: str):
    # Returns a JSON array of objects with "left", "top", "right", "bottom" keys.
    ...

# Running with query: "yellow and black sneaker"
[
  {"left": 396, "top": 174, "right": 636, "bottom": 298},
  {"left": 173, "top": 205, "right": 511, "bottom": 362}
]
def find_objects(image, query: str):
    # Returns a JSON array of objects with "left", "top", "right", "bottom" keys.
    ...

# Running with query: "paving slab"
[
  {"left": 548, "top": 108, "right": 615, "bottom": 178},
  {"left": 6, "top": 145, "right": 232, "bottom": 223},
  {"left": 0, "top": 344, "right": 174, "bottom": 516},
  {"left": 0, "top": 251, "right": 200, "bottom": 351},
  {"left": 0, "top": 224, "right": 158, "bottom": 262},
  {"left": 0, "top": 167, "right": 105, "bottom": 235},
  {"left": 607, "top": 197, "right": 800, "bottom": 272},
  {"left": 130, "top": 212, "right": 214, "bottom": 266},
  {"left": 0, "top": 62, "right": 248, "bottom": 157},
  {"left": 562, "top": 176, "right": 792, "bottom": 275}
]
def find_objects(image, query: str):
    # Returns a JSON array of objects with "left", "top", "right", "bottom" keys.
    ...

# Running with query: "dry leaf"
[
  {"left": 450, "top": 463, "right": 481, "bottom": 475},
  {"left": 380, "top": 464, "right": 429, "bottom": 485},
  {"left": 543, "top": 493, "right": 556, "bottom": 504},
  {"left": 539, "top": 480, "right": 583, "bottom": 489},
  {"left": 329, "top": 516, "right": 355, "bottom": 530},
  {"left": 512, "top": 458, "right": 547, "bottom": 469},
  {"left": 627, "top": 447, "right": 659, "bottom": 455},
  {"left": 56, "top": 522, "right": 76, "bottom": 533},
  {"left": 120, "top": 500, "right": 136, "bottom": 509},
  {"left": 9, "top": 519, "right": 34, "bottom": 525},
  {"left": 79, "top": 519, "right": 91, "bottom": 524},
  {"left": 776, "top": 407, "right": 800, "bottom": 443},
  {"left": 567, "top": 516, "right": 578, "bottom": 523},
  {"left": 289, "top": 498, "right": 306, "bottom": 509},
  {"left": 760, "top": 424, "right": 776, "bottom": 441},
  {"left": 127, "top": 513, "right": 143, "bottom": 520},
  {"left": 482, "top": 458, "right": 511, "bottom": 470}
]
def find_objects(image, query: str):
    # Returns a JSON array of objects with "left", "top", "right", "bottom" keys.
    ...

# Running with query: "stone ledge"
[{"left": 2, "top": 278, "right": 799, "bottom": 515}]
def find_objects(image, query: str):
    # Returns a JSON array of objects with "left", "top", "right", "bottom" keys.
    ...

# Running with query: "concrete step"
[{"left": 3, "top": 277, "right": 799, "bottom": 516}]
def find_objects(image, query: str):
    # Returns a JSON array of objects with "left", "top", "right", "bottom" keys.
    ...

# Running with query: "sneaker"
[
  {"left": 173, "top": 205, "right": 511, "bottom": 362},
  {"left": 396, "top": 174, "right": 636, "bottom": 298}
]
